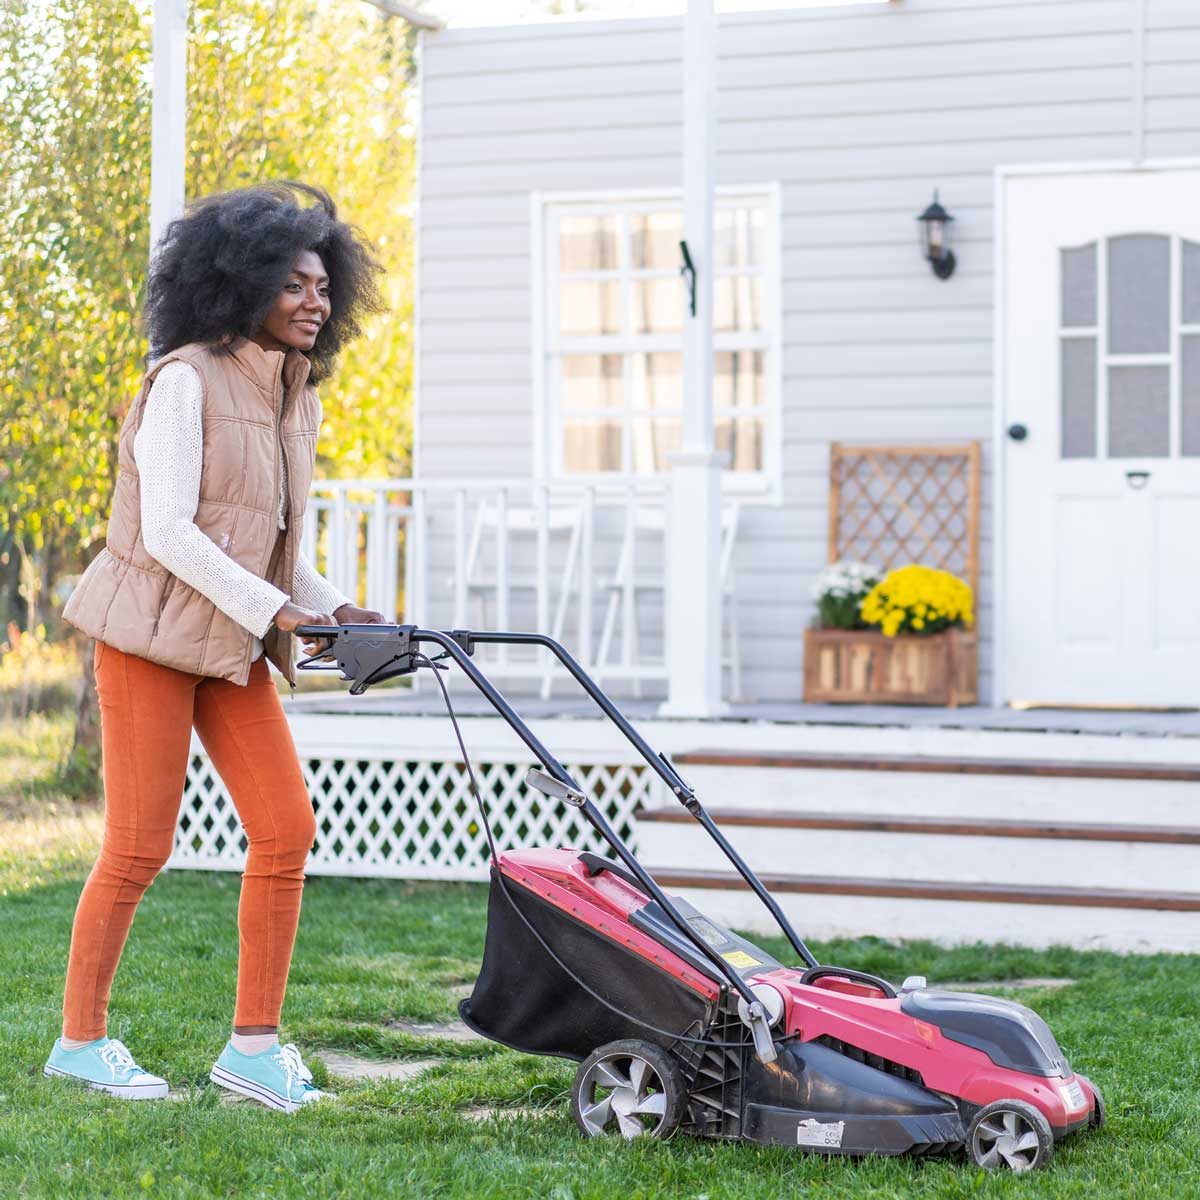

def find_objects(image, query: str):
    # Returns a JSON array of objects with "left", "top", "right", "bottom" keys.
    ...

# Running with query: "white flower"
[{"left": 811, "top": 560, "right": 882, "bottom": 601}]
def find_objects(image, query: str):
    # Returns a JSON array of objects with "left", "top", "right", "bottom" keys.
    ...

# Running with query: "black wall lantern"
[{"left": 917, "top": 190, "right": 956, "bottom": 279}]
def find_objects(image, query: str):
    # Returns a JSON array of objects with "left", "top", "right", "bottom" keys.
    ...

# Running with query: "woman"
[{"left": 52, "top": 181, "right": 388, "bottom": 1111}]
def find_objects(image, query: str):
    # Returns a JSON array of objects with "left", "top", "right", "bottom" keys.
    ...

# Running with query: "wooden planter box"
[{"left": 803, "top": 627, "right": 978, "bottom": 707}]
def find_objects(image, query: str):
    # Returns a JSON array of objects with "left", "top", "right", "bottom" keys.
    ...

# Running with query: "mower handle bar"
[
  {"left": 294, "top": 624, "right": 819, "bottom": 990},
  {"left": 447, "top": 629, "right": 819, "bottom": 972}
]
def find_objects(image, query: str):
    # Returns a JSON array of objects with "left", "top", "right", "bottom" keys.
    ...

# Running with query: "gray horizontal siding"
[
  {"left": 1144, "top": 2, "right": 1200, "bottom": 163},
  {"left": 417, "top": 0, "right": 1195, "bottom": 703}
]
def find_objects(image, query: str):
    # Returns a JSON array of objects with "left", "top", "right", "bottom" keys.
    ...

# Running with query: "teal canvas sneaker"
[
  {"left": 210, "top": 1040, "right": 331, "bottom": 1113},
  {"left": 43, "top": 1037, "right": 169, "bottom": 1099}
]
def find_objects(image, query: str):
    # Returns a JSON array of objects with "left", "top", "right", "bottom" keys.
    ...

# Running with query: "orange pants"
[{"left": 62, "top": 640, "right": 316, "bottom": 1040}]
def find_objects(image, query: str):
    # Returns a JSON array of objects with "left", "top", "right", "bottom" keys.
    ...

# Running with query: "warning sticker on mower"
[
  {"left": 721, "top": 950, "right": 761, "bottom": 969},
  {"left": 796, "top": 1119, "right": 845, "bottom": 1149}
]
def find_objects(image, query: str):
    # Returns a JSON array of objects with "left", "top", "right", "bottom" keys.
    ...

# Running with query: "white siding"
[{"left": 416, "top": 0, "right": 1200, "bottom": 702}]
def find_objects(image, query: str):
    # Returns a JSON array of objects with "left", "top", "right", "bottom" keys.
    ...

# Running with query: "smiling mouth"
[{"left": 293, "top": 320, "right": 322, "bottom": 331}]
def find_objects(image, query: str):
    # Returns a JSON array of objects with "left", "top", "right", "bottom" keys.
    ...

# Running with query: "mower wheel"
[
  {"left": 1088, "top": 1080, "right": 1107, "bottom": 1129},
  {"left": 571, "top": 1039, "right": 686, "bottom": 1141},
  {"left": 967, "top": 1099, "right": 1054, "bottom": 1172}
]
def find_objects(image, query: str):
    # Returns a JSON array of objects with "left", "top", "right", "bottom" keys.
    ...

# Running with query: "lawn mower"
[{"left": 297, "top": 623, "right": 1105, "bottom": 1172}]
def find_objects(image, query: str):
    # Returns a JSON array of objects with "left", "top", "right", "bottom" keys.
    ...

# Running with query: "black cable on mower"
[{"left": 414, "top": 652, "right": 787, "bottom": 1055}]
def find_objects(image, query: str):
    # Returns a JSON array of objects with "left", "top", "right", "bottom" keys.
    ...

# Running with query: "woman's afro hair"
[{"left": 143, "top": 180, "right": 387, "bottom": 384}]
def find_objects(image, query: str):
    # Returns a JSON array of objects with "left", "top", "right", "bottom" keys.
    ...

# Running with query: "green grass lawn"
[{"left": 2, "top": 713, "right": 1200, "bottom": 1198}]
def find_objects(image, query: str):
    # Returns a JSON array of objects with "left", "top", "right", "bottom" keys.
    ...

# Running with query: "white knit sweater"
[{"left": 132, "top": 360, "right": 353, "bottom": 663}]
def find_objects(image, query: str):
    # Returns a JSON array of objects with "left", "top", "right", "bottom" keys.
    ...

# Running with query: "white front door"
[{"left": 1001, "top": 166, "right": 1200, "bottom": 706}]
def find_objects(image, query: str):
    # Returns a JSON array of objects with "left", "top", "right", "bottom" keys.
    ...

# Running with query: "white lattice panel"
[{"left": 171, "top": 752, "right": 647, "bottom": 880}]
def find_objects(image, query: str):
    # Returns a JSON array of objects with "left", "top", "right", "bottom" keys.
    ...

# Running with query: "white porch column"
[
  {"left": 151, "top": 0, "right": 188, "bottom": 261},
  {"left": 658, "top": 0, "right": 729, "bottom": 719}
]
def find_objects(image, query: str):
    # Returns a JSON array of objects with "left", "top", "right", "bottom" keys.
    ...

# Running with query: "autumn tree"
[{"left": 1, "top": 0, "right": 417, "bottom": 789}]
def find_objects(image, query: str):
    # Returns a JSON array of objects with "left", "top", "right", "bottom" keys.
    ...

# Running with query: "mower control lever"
[
  {"left": 525, "top": 766, "right": 585, "bottom": 808},
  {"left": 745, "top": 1001, "right": 778, "bottom": 1065}
]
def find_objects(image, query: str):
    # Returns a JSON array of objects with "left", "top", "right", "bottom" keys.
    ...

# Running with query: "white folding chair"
[
  {"left": 462, "top": 500, "right": 584, "bottom": 696},
  {"left": 595, "top": 503, "right": 743, "bottom": 699}
]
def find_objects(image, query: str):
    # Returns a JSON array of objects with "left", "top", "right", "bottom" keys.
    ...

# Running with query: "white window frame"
[{"left": 531, "top": 183, "right": 783, "bottom": 502}]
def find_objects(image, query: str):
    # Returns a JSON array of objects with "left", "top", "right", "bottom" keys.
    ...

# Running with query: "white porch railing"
[{"left": 300, "top": 476, "right": 684, "bottom": 695}]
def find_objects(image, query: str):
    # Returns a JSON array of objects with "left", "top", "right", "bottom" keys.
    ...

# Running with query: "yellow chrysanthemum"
[{"left": 859, "top": 564, "right": 973, "bottom": 638}]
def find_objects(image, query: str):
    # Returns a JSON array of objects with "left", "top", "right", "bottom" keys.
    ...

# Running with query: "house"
[{"left": 173, "top": 0, "right": 1200, "bottom": 952}]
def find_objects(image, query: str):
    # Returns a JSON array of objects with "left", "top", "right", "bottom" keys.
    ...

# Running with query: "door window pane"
[
  {"left": 631, "top": 416, "right": 681, "bottom": 473},
  {"left": 1108, "top": 364, "right": 1169, "bottom": 457},
  {"left": 715, "top": 206, "right": 765, "bottom": 270},
  {"left": 714, "top": 276, "right": 763, "bottom": 333},
  {"left": 630, "top": 212, "right": 682, "bottom": 270},
  {"left": 632, "top": 277, "right": 683, "bottom": 334},
  {"left": 1061, "top": 338, "right": 1096, "bottom": 458},
  {"left": 562, "top": 354, "right": 623, "bottom": 411},
  {"left": 1060, "top": 243, "right": 1096, "bottom": 328},
  {"left": 560, "top": 215, "right": 618, "bottom": 272},
  {"left": 1183, "top": 336, "right": 1200, "bottom": 456},
  {"left": 1108, "top": 234, "right": 1170, "bottom": 354},
  {"left": 1184, "top": 240, "right": 1200, "bottom": 326},
  {"left": 564, "top": 421, "right": 622, "bottom": 472},
  {"left": 559, "top": 281, "right": 621, "bottom": 337},
  {"left": 715, "top": 350, "right": 764, "bottom": 411}
]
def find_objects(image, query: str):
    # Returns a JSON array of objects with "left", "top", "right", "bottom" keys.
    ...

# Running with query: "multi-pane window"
[
  {"left": 1059, "top": 234, "right": 1200, "bottom": 458},
  {"left": 542, "top": 191, "right": 778, "bottom": 487}
]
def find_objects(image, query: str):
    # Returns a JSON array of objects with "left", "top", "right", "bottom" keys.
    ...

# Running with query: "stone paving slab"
[
  {"left": 318, "top": 1052, "right": 440, "bottom": 1082},
  {"left": 385, "top": 1019, "right": 484, "bottom": 1042},
  {"left": 460, "top": 1106, "right": 548, "bottom": 1122},
  {"left": 166, "top": 1085, "right": 246, "bottom": 1104}
]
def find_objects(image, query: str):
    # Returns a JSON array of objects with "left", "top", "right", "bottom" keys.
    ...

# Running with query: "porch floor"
[{"left": 282, "top": 684, "right": 1200, "bottom": 739}]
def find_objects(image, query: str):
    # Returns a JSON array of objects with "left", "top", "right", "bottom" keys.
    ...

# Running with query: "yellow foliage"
[
  {"left": 859, "top": 564, "right": 974, "bottom": 639},
  {"left": 188, "top": 0, "right": 416, "bottom": 483}
]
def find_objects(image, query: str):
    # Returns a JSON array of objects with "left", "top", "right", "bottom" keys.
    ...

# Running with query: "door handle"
[
  {"left": 1007, "top": 423, "right": 1028, "bottom": 442},
  {"left": 1125, "top": 470, "right": 1150, "bottom": 490}
]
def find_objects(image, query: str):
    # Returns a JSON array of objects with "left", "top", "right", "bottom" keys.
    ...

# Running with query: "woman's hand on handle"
[
  {"left": 272, "top": 602, "right": 339, "bottom": 657},
  {"left": 332, "top": 603, "right": 387, "bottom": 626},
  {"left": 273, "top": 601, "right": 389, "bottom": 658}
]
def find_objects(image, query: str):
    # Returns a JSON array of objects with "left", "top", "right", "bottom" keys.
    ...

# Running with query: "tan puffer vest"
[{"left": 61, "top": 336, "right": 321, "bottom": 688}]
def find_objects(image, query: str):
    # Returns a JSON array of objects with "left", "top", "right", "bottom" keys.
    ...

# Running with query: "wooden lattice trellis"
[
  {"left": 169, "top": 752, "right": 647, "bottom": 880},
  {"left": 827, "top": 442, "right": 982, "bottom": 597}
]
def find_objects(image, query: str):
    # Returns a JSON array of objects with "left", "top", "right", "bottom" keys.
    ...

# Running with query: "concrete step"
[
  {"left": 637, "top": 808, "right": 1200, "bottom": 892},
  {"left": 633, "top": 749, "right": 1200, "bottom": 950},
  {"left": 656, "top": 872, "right": 1200, "bottom": 954},
  {"left": 663, "top": 752, "right": 1200, "bottom": 826}
]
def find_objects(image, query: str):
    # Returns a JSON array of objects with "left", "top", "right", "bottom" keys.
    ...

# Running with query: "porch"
[{"left": 165, "top": 462, "right": 1200, "bottom": 954}]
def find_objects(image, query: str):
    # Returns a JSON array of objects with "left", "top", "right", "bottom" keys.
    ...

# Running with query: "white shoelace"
[
  {"left": 99, "top": 1039, "right": 137, "bottom": 1077},
  {"left": 274, "top": 1043, "right": 315, "bottom": 1090}
]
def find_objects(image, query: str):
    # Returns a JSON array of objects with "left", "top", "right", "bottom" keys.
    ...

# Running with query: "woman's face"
[{"left": 251, "top": 249, "right": 332, "bottom": 353}]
